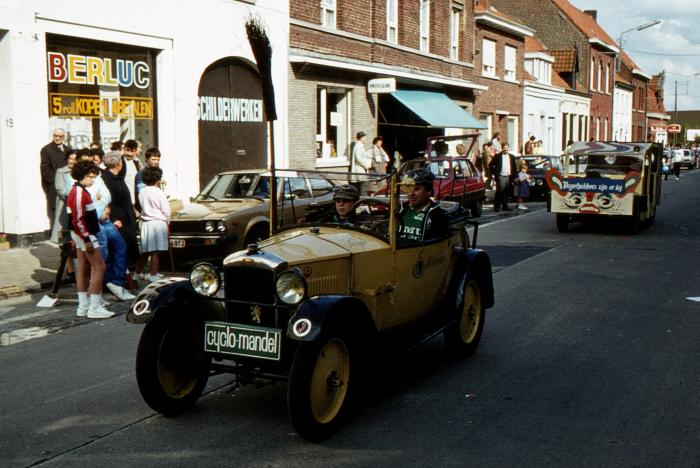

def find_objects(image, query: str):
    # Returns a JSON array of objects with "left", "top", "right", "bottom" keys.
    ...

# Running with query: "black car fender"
[
  {"left": 126, "top": 277, "right": 225, "bottom": 324},
  {"left": 448, "top": 248, "right": 494, "bottom": 314},
  {"left": 286, "top": 295, "right": 376, "bottom": 342}
]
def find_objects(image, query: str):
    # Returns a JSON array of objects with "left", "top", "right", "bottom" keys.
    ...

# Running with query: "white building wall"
[
  {"left": 613, "top": 86, "right": 633, "bottom": 142},
  {"left": 523, "top": 82, "right": 563, "bottom": 155},
  {"left": 0, "top": 0, "right": 289, "bottom": 239}
]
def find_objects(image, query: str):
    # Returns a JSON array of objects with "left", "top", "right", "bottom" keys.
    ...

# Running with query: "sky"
[{"left": 572, "top": 0, "right": 700, "bottom": 112}]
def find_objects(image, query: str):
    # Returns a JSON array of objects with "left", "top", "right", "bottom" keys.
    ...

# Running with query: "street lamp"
[{"left": 618, "top": 20, "right": 662, "bottom": 50}]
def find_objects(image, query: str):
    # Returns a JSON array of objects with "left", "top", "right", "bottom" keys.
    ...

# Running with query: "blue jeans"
[{"left": 98, "top": 221, "right": 127, "bottom": 286}]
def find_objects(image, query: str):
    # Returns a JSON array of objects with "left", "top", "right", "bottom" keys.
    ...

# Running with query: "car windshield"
[
  {"left": 564, "top": 154, "right": 643, "bottom": 177},
  {"left": 427, "top": 136, "right": 476, "bottom": 158},
  {"left": 524, "top": 157, "right": 562, "bottom": 171},
  {"left": 197, "top": 173, "right": 269, "bottom": 200}
]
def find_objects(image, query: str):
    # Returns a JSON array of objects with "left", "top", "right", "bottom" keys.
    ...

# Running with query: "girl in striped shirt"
[{"left": 67, "top": 160, "right": 114, "bottom": 319}]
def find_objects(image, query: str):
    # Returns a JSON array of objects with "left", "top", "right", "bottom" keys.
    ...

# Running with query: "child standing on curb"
[
  {"left": 134, "top": 167, "right": 170, "bottom": 282},
  {"left": 515, "top": 160, "right": 531, "bottom": 210}
]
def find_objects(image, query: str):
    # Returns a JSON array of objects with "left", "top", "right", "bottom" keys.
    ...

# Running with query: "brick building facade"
[
  {"left": 472, "top": 1, "right": 533, "bottom": 153},
  {"left": 288, "top": 0, "right": 486, "bottom": 169},
  {"left": 489, "top": 0, "right": 616, "bottom": 142},
  {"left": 618, "top": 52, "right": 650, "bottom": 142}
]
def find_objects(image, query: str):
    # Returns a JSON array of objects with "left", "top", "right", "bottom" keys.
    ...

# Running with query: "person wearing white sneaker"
[
  {"left": 106, "top": 281, "right": 136, "bottom": 301},
  {"left": 67, "top": 160, "right": 114, "bottom": 320},
  {"left": 134, "top": 165, "right": 171, "bottom": 284}
]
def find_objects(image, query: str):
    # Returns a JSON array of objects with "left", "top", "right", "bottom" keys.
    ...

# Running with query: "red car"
[{"left": 401, "top": 156, "right": 486, "bottom": 217}]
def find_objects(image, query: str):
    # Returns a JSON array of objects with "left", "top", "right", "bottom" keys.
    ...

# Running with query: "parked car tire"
[
  {"left": 136, "top": 314, "right": 210, "bottom": 416},
  {"left": 444, "top": 279, "right": 485, "bottom": 358},
  {"left": 556, "top": 214, "right": 569, "bottom": 233},
  {"left": 470, "top": 200, "right": 483, "bottom": 218},
  {"left": 288, "top": 330, "right": 353, "bottom": 441}
]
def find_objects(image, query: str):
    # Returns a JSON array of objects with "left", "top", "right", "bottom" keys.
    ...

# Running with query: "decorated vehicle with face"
[
  {"left": 546, "top": 142, "right": 662, "bottom": 233},
  {"left": 167, "top": 170, "right": 337, "bottom": 270},
  {"left": 127, "top": 168, "right": 494, "bottom": 441}
]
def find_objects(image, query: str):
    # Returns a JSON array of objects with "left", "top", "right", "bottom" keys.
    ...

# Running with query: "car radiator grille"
[
  {"left": 170, "top": 221, "right": 206, "bottom": 233},
  {"left": 224, "top": 266, "right": 280, "bottom": 328}
]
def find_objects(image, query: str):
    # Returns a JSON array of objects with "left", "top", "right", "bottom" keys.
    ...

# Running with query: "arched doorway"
[{"left": 197, "top": 57, "right": 267, "bottom": 187}]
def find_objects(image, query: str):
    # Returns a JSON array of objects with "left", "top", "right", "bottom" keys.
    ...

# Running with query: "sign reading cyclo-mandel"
[{"left": 45, "top": 35, "right": 157, "bottom": 149}]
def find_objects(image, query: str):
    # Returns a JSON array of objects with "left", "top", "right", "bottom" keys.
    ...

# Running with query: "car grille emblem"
[{"left": 250, "top": 305, "right": 262, "bottom": 323}]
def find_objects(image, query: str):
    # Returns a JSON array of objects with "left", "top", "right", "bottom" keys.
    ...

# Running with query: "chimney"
[{"left": 584, "top": 10, "right": 597, "bottom": 22}]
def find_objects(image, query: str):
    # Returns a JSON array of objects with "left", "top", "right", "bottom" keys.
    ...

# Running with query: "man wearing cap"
[
  {"left": 351, "top": 131, "right": 372, "bottom": 194},
  {"left": 398, "top": 168, "right": 449, "bottom": 244}
]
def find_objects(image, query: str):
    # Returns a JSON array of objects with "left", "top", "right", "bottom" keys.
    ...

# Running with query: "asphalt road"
[{"left": 1, "top": 171, "right": 699, "bottom": 467}]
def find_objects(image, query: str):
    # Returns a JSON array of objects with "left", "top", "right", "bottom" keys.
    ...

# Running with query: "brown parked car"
[{"left": 167, "top": 169, "right": 337, "bottom": 270}]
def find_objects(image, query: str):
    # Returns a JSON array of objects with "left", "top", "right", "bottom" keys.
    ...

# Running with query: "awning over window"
[{"left": 390, "top": 90, "right": 486, "bottom": 129}]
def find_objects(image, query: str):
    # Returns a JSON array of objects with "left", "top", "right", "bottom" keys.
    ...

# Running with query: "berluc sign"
[{"left": 368, "top": 78, "right": 396, "bottom": 94}]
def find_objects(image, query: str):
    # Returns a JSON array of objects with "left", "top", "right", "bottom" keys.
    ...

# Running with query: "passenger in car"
[
  {"left": 398, "top": 168, "right": 449, "bottom": 245},
  {"left": 331, "top": 184, "right": 359, "bottom": 226}
]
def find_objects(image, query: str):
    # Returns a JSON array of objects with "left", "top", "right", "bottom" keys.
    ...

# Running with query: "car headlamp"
[
  {"left": 528, "top": 178, "right": 536, "bottom": 186},
  {"left": 190, "top": 263, "right": 221, "bottom": 296},
  {"left": 204, "top": 221, "right": 215, "bottom": 233},
  {"left": 275, "top": 270, "right": 306, "bottom": 305},
  {"left": 216, "top": 220, "right": 227, "bottom": 233},
  {"left": 537, "top": 179, "right": 543, "bottom": 186}
]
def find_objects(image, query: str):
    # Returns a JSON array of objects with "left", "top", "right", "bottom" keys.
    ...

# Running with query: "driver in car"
[
  {"left": 331, "top": 184, "right": 360, "bottom": 226},
  {"left": 398, "top": 168, "right": 449, "bottom": 245}
]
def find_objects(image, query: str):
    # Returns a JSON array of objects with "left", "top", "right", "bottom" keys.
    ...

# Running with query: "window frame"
[
  {"left": 590, "top": 57, "right": 595, "bottom": 90},
  {"left": 450, "top": 6, "right": 460, "bottom": 60},
  {"left": 504, "top": 45, "right": 517, "bottom": 81},
  {"left": 320, "top": 0, "right": 336, "bottom": 29},
  {"left": 387, "top": 0, "right": 398, "bottom": 44},
  {"left": 419, "top": 0, "right": 430, "bottom": 52},
  {"left": 482, "top": 38, "right": 496, "bottom": 77}
]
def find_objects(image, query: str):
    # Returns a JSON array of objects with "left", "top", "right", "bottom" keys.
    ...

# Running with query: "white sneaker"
[
  {"left": 76, "top": 304, "right": 88, "bottom": 317},
  {"left": 148, "top": 273, "right": 165, "bottom": 282},
  {"left": 87, "top": 305, "right": 115, "bottom": 319},
  {"left": 106, "top": 282, "right": 136, "bottom": 301},
  {"left": 518, "top": 204, "right": 529, "bottom": 210}
]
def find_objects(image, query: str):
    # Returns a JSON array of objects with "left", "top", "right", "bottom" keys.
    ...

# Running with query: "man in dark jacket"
[
  {"left": 398, "top": 168, "right": 449, "bottom": 245},
  {"left": 101, "top": 151, "right": 138, "bottom": 266},
  {"left": 488, "top": 142, "right": 518, "bottom": 212},
  {"left": 40, "top": 128, "right": 70, "bottom": 232}
]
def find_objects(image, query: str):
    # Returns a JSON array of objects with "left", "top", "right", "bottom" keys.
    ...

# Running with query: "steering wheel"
[{"left": 351, "top": 198, "right": 391, "bottom": 217}]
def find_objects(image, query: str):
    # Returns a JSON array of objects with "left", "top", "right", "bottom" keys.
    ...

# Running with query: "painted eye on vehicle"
[
  {"left": 596, "top": 193, "right": 614, "bottom": 210},
  {"left": 564, "top": 193, "right": 584, "bottom": 209}
]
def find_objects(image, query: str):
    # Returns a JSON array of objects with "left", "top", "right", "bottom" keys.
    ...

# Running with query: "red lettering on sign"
[{"left": 47, "top": 52, "right": 66, "bottom": 82}]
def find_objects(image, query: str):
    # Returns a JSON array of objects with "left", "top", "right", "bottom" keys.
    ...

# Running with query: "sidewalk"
[{"left": 0, "top": 241, "right": 62, "bottom": 298}]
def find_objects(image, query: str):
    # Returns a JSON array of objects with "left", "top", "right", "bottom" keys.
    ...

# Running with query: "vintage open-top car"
[
  {"left": 546, "top": 142, "right": 662, "bottom": 233},
  {"left": 127, "top": 169, "right": 494, "bottom": 440}
]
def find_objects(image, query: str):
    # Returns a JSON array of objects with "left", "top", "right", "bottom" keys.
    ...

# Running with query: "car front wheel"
[
  {"left": 288, "top": 332, "right": 353, "bottom": 441},
  {"left": 444, "top": 280, "right": 485, "bottom": 358},
  {"left": 136, "top": 315, "right": 210, "bottom": 416}
]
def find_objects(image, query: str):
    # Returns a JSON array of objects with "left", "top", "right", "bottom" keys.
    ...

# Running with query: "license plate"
[
  {"left": 170, "top": 238, "right": 185, "bottom": 248},
  {"left": 204, "top": 322, "right": 282, "bottom": 360}
]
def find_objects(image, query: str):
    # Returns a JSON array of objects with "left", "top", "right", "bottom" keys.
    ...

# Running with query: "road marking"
[
  {"left": 0, "top": 309, "right": 62, "bottom": 326},
  {"left": 0, "top": 326, "right": 50, "bottom": 346}
]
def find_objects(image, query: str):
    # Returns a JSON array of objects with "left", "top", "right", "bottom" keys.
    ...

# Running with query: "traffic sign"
[{"left": 667, "top": 124, "right": 682, "bottom": 134}]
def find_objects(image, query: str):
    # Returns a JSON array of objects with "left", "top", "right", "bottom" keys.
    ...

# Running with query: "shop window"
[
  {"left": 450, "top": 6, "right": 460, "bottom": 60},
  {"left": 321, "top": 0, "right": 336, "bottom": 29},
  {"left": 482, "top": 39, "right": 496, "bottom": 77},
  {"left": 387, "top": 0, "right": 398, "bottom": 44},
  {"left": 46, "top": 35, "right": 157, "bottom": 150},
  {"left": 479, "top": 113, "right": 492, "bottom": 149},
  {"left": 316, "top": 86, "right": 352, "bottom": 160},
  {"left": 504, "top": 45, "right": 516, "bottom": 81},
  {"left": 419, "top": 0, "right": 430, "bottom": 52}
]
